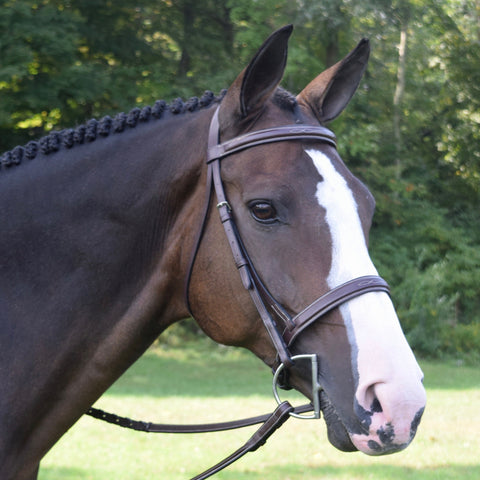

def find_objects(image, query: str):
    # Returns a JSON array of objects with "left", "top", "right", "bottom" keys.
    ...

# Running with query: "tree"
[
  {"left": 1, "top": 0, "right": 478, "bottom": 360},
  {"left": 0, "top": 1, "right": 83, "bottom": 150}
]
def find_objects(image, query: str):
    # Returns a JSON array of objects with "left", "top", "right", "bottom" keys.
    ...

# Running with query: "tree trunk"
[
  {"left": 216, "top": 0, "right": 234, "bottom": 55},
  {"left": 325, "top": 35, "right": 340, "bottom": 68},
  {"left": 393, "top": 20, "right": 408, "bottom": 181},
  {"left": 475, "top": 0, "right": 480, "bottom": 42},
  {"left": 177, "top": 0, "right": 194, "bottom": 78}
]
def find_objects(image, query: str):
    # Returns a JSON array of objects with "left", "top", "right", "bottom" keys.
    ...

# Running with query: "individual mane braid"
[{"left": 0, "top": 90, "right": 225, "bottom": 172}]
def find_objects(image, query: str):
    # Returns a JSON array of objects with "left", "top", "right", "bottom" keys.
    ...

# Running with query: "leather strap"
[
  {"left": 211, "top": 158, "right": 293, "bottom": 366},
  {"left": 284, "top": 276, "right": 390, "bottom": 345},
  {"left": 184, "top": 161, "right": 215, "bottom": 316},
  {"left": 191, "top": 401, "right": 294, "bottom": 480},
  {"left": 206, "top": 103, "right": 336, "bottom": 165},
  {"left": 86, "top": 403, "right": 312, "bottom": 434},
  {"left": 86, "top": 402, "right": 311, "bottom": 480},
  {"left": 207, "top": 119, "right": 336, "bottom": 163}
]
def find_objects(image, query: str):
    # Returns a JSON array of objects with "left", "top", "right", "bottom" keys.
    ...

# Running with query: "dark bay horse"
[{"left": 0, "top": 26, "right": 425, "bottom": 479}]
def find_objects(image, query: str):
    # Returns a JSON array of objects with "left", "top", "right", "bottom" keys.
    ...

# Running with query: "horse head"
[{"left": 188, "top": 25, "right": 426, "bottom": 455}]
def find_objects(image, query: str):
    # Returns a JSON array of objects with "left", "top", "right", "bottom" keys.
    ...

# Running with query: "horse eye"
[{"left": 249, "top": 202, "right": 277, "bottom": 223}]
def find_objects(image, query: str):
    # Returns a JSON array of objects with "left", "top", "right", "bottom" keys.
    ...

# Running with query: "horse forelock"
[{"left": 272, "top": 87, "right": 297, "bottom": 111}]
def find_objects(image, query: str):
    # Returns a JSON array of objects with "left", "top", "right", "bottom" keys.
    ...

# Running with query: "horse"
[{"left": 0, "top": 25, "right": 425, "bottom": 479}]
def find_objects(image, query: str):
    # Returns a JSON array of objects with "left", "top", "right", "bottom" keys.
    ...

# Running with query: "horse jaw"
[{"left": 319, "top": 391, "right": 357, "bottom": 452}]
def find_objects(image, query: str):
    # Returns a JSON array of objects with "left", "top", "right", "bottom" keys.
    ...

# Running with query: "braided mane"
[
  {"left": 1, "top": 87, "right": 297, "bottom": 172},
  {"left": 0, "top": 90, "right": 225, "bottom": 172}
]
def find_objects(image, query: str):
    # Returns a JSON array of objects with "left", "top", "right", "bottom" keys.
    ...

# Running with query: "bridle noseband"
[{"left": 187, "top": 106, "right": 390, "bottom": 374}]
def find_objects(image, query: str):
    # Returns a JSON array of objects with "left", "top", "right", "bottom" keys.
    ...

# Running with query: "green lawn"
[{"left": 39, "top": 340, "right": 480, "bottom": 480}]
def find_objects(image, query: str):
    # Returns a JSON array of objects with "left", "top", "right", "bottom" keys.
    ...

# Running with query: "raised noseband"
[{"left": 283, "top": 276, "right": 390, "bottom": 345}]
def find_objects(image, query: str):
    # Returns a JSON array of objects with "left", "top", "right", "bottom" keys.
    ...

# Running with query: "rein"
[{"left": 86, "top": 106, "right": 390, "bottom": 479}]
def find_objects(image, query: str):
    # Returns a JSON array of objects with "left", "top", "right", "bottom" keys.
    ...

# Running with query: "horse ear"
[
  {"left": 297, "top": 38, "right": 370, "bottom": 123},
  {"left": 220, "top": 25, "right": 293, "bottom": 129}
]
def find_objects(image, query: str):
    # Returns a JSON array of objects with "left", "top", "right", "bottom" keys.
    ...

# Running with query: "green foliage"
[
  {"left": 370, "top": 201, "right": 480, "bottom": 362},
  {"left": 1, "top": 0, "right": 478, "bottom": 360}
]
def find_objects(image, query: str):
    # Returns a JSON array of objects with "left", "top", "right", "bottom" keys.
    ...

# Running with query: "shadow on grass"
[
  {"left": 39, "top": 462, "right": 480, "bottom": 480},
  {"left": 218, "top": 463, "right": 480, "bottom": 480},
  {"left": 38, "top": 466, "right": 87, "bottom": 480}
]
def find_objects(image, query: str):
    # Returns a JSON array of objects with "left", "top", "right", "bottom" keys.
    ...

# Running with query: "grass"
[{"left": 38, "top": 339, "right": 480, "bottom": 480}]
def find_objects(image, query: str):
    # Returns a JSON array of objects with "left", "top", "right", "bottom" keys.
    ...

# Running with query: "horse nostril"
[
  {"left": 370, "top": 395, "right": 382, "bottom": 414},
  {"left": 361, "top": 383, "right": 383, "bottom": 412},
  {"left": 354, "top": 383, "right": 386, "bottom": 431}
]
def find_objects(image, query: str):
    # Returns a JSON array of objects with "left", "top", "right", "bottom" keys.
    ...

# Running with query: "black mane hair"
[{"left": 0, "top": 87, "right": 297, "bottom": 171}]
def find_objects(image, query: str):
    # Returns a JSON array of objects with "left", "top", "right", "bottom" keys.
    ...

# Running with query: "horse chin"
[{"left": 320, "top": 390, "right": 357, "bottom": 452}]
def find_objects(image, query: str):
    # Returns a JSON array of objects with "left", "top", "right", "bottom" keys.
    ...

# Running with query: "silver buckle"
[{"left": 272, "top": 354, "right": 322, "bottom": 419}]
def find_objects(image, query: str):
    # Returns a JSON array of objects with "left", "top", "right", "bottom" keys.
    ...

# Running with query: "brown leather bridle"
[
  {"left": 88, "top": 105, "right": 391, "bottom": 480},
  {"left": 187, "top": 106, "right": 390, "bottom": 369}
]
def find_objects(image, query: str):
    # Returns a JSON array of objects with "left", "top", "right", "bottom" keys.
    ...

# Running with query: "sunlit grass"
[{"left": 39, "top": 341, "right": 480, "bottom": 480}]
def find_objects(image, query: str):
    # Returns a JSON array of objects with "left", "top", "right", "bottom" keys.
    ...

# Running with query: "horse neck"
[
  {"left": 0, "top": 107, "right": 211, "bottom": 476},
  {"left": 1, "top": 108, "right": 210, "bottom": 319}
]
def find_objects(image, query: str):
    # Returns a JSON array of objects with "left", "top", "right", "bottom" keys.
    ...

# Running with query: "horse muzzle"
[
  {"left": 271, "top": 351, "right": 426, "bottom": 456},
  {"left": 349, "top": 393, "right": 426, "bottom": 455}
]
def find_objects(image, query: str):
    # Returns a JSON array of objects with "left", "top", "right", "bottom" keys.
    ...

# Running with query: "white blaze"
[
  {"left": 307, "top": 149, "right": 377, "bottom": 284},
  {"left": 306, "top": 148, "right": 425, "bottom": 453}
]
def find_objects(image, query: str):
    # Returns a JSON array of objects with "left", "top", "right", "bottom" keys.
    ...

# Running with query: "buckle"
[{"left": 272, "top": 354, "right": 322, "bottom": 419}]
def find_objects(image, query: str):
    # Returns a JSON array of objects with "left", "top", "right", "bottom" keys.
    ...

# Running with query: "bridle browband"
[{"left": 87, "top": 106, "right": 390, "bottom": 479}]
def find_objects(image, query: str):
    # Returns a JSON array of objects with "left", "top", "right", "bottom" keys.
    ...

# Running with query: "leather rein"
[{"left": 86, "top": 106, "right": 390, "bottom": 479}]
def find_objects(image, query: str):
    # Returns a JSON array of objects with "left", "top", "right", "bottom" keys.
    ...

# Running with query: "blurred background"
[{"left": 1, "top": 0, "right": 479, "bottom": 363}]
